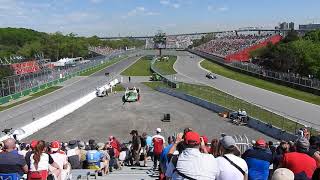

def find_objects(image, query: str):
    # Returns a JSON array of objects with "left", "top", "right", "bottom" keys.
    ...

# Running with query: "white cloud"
[
  {"left": 172, "top": 3, "right": 180, "bottom": 9},
  {"left": 122, "top": 6, "right": 159, "bottom": 19},
  {"left": 218, "top": 7, "right": 229, "bottom": 12},
  {"left": 207, "top": 5, "right": 229, "bottom": 12},
  {"left": 89, "top": 0, "right": 104, "bottom": 3},
  {"left": 160, "top": 0, "right": 180, "bottom": 9},
  {"left": 160, "top": 0, "right": 170, "bottom": 5}
]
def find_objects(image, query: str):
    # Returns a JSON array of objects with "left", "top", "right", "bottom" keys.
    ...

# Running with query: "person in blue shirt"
[
  {"left": 146, "top": 135, "right": 153, "bottom": 158},
  {"left": 241, "top": 138, "right": 273, "bottom": 180},
  {"left": 160, "top": 136, "right": 175, "bottom": 176},
  {"left": 86, "top": 144, "right": 104, "bottom": 170}
]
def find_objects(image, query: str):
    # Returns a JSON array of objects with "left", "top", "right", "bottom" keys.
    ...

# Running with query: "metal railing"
[
  {"left": 0, "top": 50, "right": 136, "bottom": 104},
  {"left": 231, "top": 61, "right": 320, "bottom": 90}
]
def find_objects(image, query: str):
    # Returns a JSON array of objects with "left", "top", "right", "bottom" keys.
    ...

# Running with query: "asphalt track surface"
[
  {"left": 0, "top": 54, "right": 142, "bottom": 135},
  {"left": 172, "top": 51, "right": 320, "bottom": 129},
  {"left": 25, "top": 83, "right": 274, "bottom": 143}
]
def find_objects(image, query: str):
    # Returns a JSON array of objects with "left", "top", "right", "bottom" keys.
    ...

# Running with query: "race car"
[
  {"left": 206, "top": 73, "right": 217, "bottom": 79},
  {"left": 123, "top": 87, "right": 140, "bottom": 102}
]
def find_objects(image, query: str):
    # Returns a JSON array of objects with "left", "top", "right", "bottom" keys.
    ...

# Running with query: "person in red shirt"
[
  {"left": 109, "top": 136, "right": 121, "bottom": 158},
  {"left": 152, "top": 128, "right": 165, "bottom": 170},
  {"left": 280, "top": 138, "right": 316, "bottom": 179}
]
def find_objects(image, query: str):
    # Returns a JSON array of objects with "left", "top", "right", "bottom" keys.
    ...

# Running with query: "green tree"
[{"left": 153, "top": 32, "right": 166, "bottom": 56}]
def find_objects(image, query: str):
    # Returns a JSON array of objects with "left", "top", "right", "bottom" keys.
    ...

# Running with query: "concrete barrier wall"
[{"left": 156, "top": 87, "right": 298, "bottom": 141}]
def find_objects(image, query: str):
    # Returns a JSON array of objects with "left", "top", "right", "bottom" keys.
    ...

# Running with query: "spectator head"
[
  {"left": 200, "top": 135, "right": 209, "bottom": 145},
  {"left": 89, "top": 139, "right": 95, "bottom": 145},
  {"left": 168, "top": 136, "right": 175, "bottom": 144},
  {"left": 130, "top": 130, "right": 138, "bottom": 136},
  {"left": 0, "top": 141, "right": 4, "bottom": 151},
  {"left": 309, "top": 136, "right": 320, "bottom": 147},
  {"left": 30, "top": 140, "right": 39, "bottom": 150},
  {"left": 255, "top": 138, "right": 267, "bottom": 148},
  {"left": 68, "top": 140, "right": 78, "bottom": 149},
  {"left": 156, "top": 128, "right": 161, "bottom": 134},
  {"left": 50, "top": 141, "right": 61, "bottom": 152},
  {"left": 219, "top": 135, "right": 240, "bottom": 156},
  {"left": 295, "top": 138, "right": 310, "bottom": 153},
  {"left": 33, "top": 140, "right": 46, "bottom": 169},
  {"left": 271, "top": 168, "right": 294, "bottom": 180},
  {"left": 183, "top": 128, "right": 192, "bottom": 135},
  {"left": 20, "top": 143, "right": 29, "bottom": 151},
  {"left": 142, "top": 132, "right": 147, "bottom": 138},
  {"left": 4, "top": 138, "right": 16, "bottom": 151},
  {"left": 78, "top": 141, "right": 86, "bottom": 150},
  {"left": 184, "top": 131, "right": 200, "bottom": 148},
  {"left": 97, "top": 143, "right": 105, "bottom": 151}
]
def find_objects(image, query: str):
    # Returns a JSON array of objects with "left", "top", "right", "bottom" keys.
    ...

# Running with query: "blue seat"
[{"left": 0, "top": 173, "right": 21, "bottom": 180}]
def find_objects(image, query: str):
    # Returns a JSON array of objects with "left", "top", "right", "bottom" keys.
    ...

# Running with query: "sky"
[{"left": 0, "top": 0, "right": 320, "bottom": 37}]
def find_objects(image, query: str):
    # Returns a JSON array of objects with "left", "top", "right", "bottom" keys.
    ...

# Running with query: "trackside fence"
[{"left": 0, "top": 50, "right": 136, "bottom": 105}]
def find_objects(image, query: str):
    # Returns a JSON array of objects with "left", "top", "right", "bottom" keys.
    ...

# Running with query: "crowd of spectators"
[
  {"left": 195, "top": 34, "right": 273, "bottom": 58},
  {"left": 88, "top": 46, "right": 122, "bottom": 56},
  {"left": 145, "top": 35, "right": 193, "bottom": 49},
  {"left": 1, "top": 127, "right": 320, "bottom": 180}
]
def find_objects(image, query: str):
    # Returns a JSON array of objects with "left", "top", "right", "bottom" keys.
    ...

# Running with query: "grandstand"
[
  {"left": 194, "top": 33, "right": 282, "bottom": 62},
  {"left": 145, "top": 35, "right": 193, "bottom": 49}
]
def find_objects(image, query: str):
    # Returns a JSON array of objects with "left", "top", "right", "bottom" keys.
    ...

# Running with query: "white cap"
[{"left": 156, "top": 128, "right": 161, "bottom": 133}]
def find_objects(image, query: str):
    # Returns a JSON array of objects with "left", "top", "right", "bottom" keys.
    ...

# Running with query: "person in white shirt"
[
  {"left": 49, "top": 141, "right": 71, "bottom": 180},
  {"left": 216, "top": 136, "right": 248, "bottom": 180},
  {"left": 174, "top": 131, "right": 219, "bottom": 180}
]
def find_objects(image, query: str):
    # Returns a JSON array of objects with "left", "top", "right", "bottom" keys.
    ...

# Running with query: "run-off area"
[{"left": 25, "top": 83, "right": 274, "bottom": 143}]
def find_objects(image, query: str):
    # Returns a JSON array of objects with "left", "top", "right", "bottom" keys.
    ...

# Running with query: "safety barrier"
[
  {"left": 150, "top": 57, "right": 179, "bottom": 88},
  {"left": 156, "top": 87, "right": 298, "bottom": 141},
  {"left": 0, "top": 52, "right": 131, "bottom": 105}
]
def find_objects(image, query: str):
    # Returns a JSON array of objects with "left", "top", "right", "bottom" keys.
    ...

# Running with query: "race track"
[
  {"left": 172, "top": 51, "right": 320, "bottom": 129},
  {"left": 0, "top": 54, "right": 142, "bottom": 134}
]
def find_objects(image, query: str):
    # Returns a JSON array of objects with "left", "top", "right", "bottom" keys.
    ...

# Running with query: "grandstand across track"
[
  {"left": 0, "top": 54, "right": 142, "bottom": 135},
  {"left": 171, "top": 51, "right": 320, "bottom": 129}
]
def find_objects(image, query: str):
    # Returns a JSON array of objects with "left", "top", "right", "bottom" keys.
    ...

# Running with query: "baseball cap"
[
  {"left": 220, "top": 136, "right": 236, "bottom": 149},
  {"left": 184, "top": 131, "right": 200, "bottom": 145},
  {"left": 255, "top": 138, "right": 266, "bottom": 148},
  {"left": 271, "top": 168, "right": 294, "bottom": 180},
  {"left": 51, "top": 141, "right": 60, "bottom": 152},
  {"left": 201, "top": 135, "right": 208, "bottom": 144},
  {"left": 156, "top": 128, "right": 161, "bottom": 133},
  {"left": 296, "top": 138, "right": 310, "bottom": 150},
  {"left": 30, "top": 140, "right": 38, "bottom": 149}
]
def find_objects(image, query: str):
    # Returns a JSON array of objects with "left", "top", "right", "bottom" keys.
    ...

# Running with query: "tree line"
[
  {"left": 0, "top": 28, "right": 144, "bottom": 61},
  {"left": 0, "top": 28, "right": 144, "bottom": 79},
  {"left": 250, "top": 30, "right": 320, "bottom": 79}
]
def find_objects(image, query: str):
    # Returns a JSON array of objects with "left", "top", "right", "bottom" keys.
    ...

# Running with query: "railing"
[
  {"left": 188, "top": 49, "right": 320, "bottom": 94},
  {"left": 0, "top": 50, "right": 135, "bottom": 105},
  {"left": 230, "top": 61, "right": 320, "bottom": 90},
  {"left": 150, "top": 57, "right": 179, "bottom": 88}
]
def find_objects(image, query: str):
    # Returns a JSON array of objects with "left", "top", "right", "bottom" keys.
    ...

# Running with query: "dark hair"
[
  {"left": 33, "top": 140, "right": 46, "bottom": 169},
  {"left": 168, "top": 136, "right": 175, "bottom": 144},
  {"left": 223, "top": 145, "right": 241, "bottom": 156}
]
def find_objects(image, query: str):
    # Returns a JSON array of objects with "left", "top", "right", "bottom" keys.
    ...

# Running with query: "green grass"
[
  {"left": 113, "top": 84, "right": 125, "bottom": 92},
  {"left": 80, "top": 56, "right": 127, "bottom": 76},
  {"left": 121, "top": 56, "right": 153, "bottom": 76},
  {"left": 0, "top": 86, "right": 62, "bottom": 112},
  {"left": 153, "top": 56, "right": 177, "bottom": 75},
  {"left": 200, "top": 60, "right": 320, "bottom": 106},
  {"left": 143, "top": 81, "right": 316, "bottom": 135}
]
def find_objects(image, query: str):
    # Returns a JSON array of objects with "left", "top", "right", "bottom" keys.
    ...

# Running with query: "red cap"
[
  {"left": 255, "top": 138, "right": 266, "bottom": 147},
  {"left": 184, "top": 131, "right": 200, "bottom": 145},
  {"left": 30, "top": 140, "right": 38, "bottom": 149},
  {"left": 201, "top": 135, "right": 208, "bottom": 144},
  {"left": 51, "top": 141, "right": 60, "bottom": 151}
]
